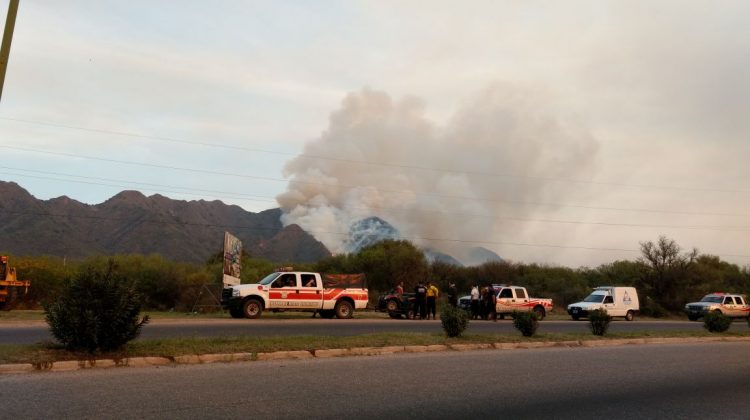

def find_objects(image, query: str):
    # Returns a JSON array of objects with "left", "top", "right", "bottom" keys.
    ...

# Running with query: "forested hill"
[{"left": 0, "top": 181, "right": 331, "bottom": 264}]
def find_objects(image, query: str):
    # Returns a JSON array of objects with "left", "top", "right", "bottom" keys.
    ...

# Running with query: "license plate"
[{"left": 572, "top": 309, "right": 579, "bottom": 313}]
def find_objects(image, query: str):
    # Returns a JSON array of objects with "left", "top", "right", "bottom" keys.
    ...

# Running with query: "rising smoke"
[{"left": 276, "top": 84, "right": 599, "bottom": 262}]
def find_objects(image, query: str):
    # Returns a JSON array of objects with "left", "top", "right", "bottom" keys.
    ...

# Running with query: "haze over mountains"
[
  {"left": 0, "top": 181, "right": 330, "bottom": 264},
  {"left": 0, "top": 181, "right": 502, "bottom": 266}
]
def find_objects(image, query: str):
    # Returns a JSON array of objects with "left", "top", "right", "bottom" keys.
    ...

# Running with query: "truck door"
[
  {"left": 269, "top": 273, "right": 299, "bottom": 309},
  {"left": 602, "top": 295, "right": 618, "bottom": 316},
  {"left": 497, "top": 288, "right": 515, "bottom": 313},
  {"left": 723, "top": 296, "right": 738, "bottom": 317},
  {"left": 516, "top": 287, "right": 529, "bottom": 306},
  {"left": 298, "top": 273, "right": 323, "bottom": 309}
]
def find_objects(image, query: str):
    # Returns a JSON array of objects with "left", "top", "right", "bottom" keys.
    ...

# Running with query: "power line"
[
  {"left": 3, "top": 145, "right": 748, "bottom": 222},
  {"left": 3, "top": 167, "right": 750, "bottom": 232},
  {"left": 1, "top": 116, "right": 747, "bottom": 194}
]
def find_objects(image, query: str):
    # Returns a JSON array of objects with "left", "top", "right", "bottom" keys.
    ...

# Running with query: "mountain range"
[{"left": 0, "top": 181, "right": 330, "bottom": 264}]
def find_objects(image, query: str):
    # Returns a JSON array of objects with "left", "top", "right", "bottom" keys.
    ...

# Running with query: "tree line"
[{"left": 5, "top": 236, "right": 749, "bottom": 316}]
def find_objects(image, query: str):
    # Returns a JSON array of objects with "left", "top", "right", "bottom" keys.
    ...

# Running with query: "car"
[
  {"left": 376, "top": 291, "right": 416, "bottom": 319},
  {"left": 684, "top": 293, "right": 750, "bottom": 321},
  {"left": 457, "top": 295, "right": 472, "bottom": 312}
]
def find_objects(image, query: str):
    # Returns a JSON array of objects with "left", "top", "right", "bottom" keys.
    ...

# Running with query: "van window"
[
  {"left": 499, "top": 289, "right": 513, "bottom": 298},
  {"left": 516, "top": 289, "right": 527, "bottom": 299},
  {"left": 584, "top": 294, "right": 604, "bottom": 303},
  {"left": 603, "top": 296, "right": 614, "bottom": 304}
]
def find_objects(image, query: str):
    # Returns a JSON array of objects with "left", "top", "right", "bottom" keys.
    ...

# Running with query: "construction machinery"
[{"left": 0, "top": 255, "right": 31, "bottom": 310}]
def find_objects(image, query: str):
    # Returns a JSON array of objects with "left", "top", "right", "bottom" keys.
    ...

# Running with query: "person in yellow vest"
[{"left": 426, "top": 281, "right": 440, "bottom": 320}]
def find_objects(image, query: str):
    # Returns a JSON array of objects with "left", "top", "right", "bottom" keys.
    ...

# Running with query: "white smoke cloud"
[{"left": 276, "top": 84, "right": 599, "bottom": 260}]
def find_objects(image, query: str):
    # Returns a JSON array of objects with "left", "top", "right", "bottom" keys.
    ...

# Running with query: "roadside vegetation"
[
  {"left": 2, "top": 235, "right": 749, "bottom": 318},
  {"left": 2, "top": 330, "right": 749, "bottom": 365}
]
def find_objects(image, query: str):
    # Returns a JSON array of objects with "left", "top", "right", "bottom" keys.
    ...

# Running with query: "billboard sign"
[{"left": 223, "top": 231, "right": 242, "bottom": 287}]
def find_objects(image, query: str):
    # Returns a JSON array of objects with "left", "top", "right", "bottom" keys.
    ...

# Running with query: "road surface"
[
  {"left": 1, "top": 317, "right": 748, "bottom": 345},
  {"left": 2, "top": 342, "right": 749, "bottom": 418}
]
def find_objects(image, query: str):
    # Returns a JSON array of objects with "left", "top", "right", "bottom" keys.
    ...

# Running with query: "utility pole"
[{"left": 0, "top": 0, "right": 20, "bottom": 102}]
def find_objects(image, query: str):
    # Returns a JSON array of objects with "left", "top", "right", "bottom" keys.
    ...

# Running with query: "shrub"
[
  {"left": 588, "top": 309, "right": 612, "bottom": 336},
  {"left": 703, "top": 311, "right": 731, "bottom": 333},
  {"left": 440, "top": 304, "right": 469, "bottom": 337},
  {"left": 512, "top": 311, "right": 539, "bottom": 337},
  {"left": 44, "top": 261, "right": 150, "bottom": 353}
]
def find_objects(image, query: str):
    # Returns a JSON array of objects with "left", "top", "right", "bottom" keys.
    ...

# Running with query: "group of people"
[
  {"left": 469, "top": 284, "right": 498, "bottom": 321},
  {"left": 394, "top": 280, "right": 459, "bottom": 320}
]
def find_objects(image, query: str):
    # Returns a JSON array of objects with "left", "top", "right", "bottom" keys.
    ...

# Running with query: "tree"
[
  {"left": 353, "top": 240, "right": 428, "bottom": 292},
  {"left": 638, "top": 235, "right": 697, "bottom": 311}
]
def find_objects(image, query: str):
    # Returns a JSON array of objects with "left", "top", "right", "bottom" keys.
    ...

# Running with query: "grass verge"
[{"left": 2, "top": 330, "right": 749, "bottom": 365}]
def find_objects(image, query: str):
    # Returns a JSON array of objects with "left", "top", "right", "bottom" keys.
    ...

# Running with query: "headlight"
[{"left": 232, "top": 289, "right": 240, "bottom": 297}]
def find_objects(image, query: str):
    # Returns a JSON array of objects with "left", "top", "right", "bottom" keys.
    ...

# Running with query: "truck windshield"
[
  {"left": 583, "top": 294, "right": 605, "bottom": 303},
  {"left": 700, "top": 296, "right": 723, "bottom": 303},
  {"left": 259, "top": 272, "right": 281, "bottom": 285}
]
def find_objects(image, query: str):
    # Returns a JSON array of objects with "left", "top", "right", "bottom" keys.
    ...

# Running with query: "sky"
[{"left": 0, "top": 0, "right": 748, "bottom": 267}]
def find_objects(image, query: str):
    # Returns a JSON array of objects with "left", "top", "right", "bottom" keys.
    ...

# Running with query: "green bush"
[
  {"left": 512, "top": 311, "right": 539, "bottom": 337},
  {"left": 588, "top": 309, "right": 612, "bottom": 336},
  {"left": 44, "top": 261, "right": 150, "bottom": 352},
  {"left": 703, "top": 311, "right": 731, "bottom": 333},
  {"left": 440, "top": 304, "right": 469, "bottom": 337}
]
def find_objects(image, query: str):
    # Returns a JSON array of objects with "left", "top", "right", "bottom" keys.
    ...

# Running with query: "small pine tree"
[
  {"left": 44, "top": 261, "right": 149, "bottom": 352},
  {"left": 440, "top": 304, "right": 469, "bottom": 337},
  {"left": 588, "top": 309, "right": 612, "bottom": 336},
  {"left": 512, "top": 311, "right": 539, "bottom": 337},
  {"left": 703, "top": 311, "right": 731, "bottom": 333}
]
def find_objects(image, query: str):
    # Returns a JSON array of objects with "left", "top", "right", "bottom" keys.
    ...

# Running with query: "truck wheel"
[
  {"left": 533, "top": 306, "right": 546, "bottom": 321},
  {"left": 572, "top": 315, "right": 580, "bottom": 321},
  {"left": 242, "top": 299, "right": 263, "bottom": 319},
  {"left": 406, "top": 309, "right": 415, "bottom": 320},
  {"left": 687, "top": 314, "right": 699, "bottom": 321},
  {"left": 625, "top": 310, "right": 634, "bottom": 321},
  {"left": 229, "top": 306, "right": 243, "bottom": 319},
  {"left": 386, "top": 299, "right": 399, "bottom": 312},
  {"left": 335, "top": 301, "right": 354, "bottom": 319}
]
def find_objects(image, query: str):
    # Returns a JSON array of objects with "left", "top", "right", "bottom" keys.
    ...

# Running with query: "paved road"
[
  {"left": 2, "top": 317, "right": 748, "bottom": 345},
  {"left": 2, "top": 342, "right": 749, "bottom": 418}
]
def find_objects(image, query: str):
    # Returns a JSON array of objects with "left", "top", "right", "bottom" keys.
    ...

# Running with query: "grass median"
[{"left": 2, "top": 330, "right": 749, "bottom": 365}]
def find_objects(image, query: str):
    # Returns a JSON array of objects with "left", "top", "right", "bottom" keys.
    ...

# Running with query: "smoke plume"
[{"left": 276, "top": 84, "right": 599, "bottom": 261}]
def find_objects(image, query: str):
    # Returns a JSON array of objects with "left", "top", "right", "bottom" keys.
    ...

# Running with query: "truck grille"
[{"left": 221, "top": 288, "right": 233, "bottom": 302}]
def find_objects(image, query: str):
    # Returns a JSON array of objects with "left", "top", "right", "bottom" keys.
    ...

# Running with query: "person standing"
[
  {"left": 395, "top": 281, "right": 404, "bottom": 297},
  {"left": 414, "top": 281, "right": 427, "bottom": 320},
  {"left": 470, "top": 285, "right": 480, "bottom": 319},
  {"left": 447, "top": 282, "right": 458, "bottom": 307},
  {"left": 486, "top": 283, "right": 497, "bottom": 322},
  {"left": 426, "top": 281, "right": 439, "bottom": 320}
]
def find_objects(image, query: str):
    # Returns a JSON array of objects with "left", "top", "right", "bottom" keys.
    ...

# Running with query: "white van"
[{"left": 567, "top": 286, "right": 639, "bottom": 321}]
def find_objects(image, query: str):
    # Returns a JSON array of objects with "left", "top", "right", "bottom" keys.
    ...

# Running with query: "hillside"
[{"left": 0, "top": 181, "right": 331, "bottom": 264}]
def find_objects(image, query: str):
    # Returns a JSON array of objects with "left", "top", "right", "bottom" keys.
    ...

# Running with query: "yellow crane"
[{"left": 0, "top": 255, "right": 31, "bottom": 310}]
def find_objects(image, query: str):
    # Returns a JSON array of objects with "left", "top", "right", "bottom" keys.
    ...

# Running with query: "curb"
[{"left": 3, "top": 336, "right": 749, "bottom": 375}]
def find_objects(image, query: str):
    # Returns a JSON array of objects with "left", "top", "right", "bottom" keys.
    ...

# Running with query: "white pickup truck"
[
  {"left": 684, "top": 293, "right": 750, "bottom": 321},
  {"left": 221, "top": 270, "right": 368, "bottom": 319},
  {"left": 494, "top": 285, "right": 554, "bottom": 320}
]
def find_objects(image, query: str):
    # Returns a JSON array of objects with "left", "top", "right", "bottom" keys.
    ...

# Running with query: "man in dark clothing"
[
  {"left": 486, "top": 283, "right": 497, "bottom": 322},
  {"left": 414, "top": 282, "right": 427, "bottom": 320},
  {"left": 447, "top": 282, "right": 458, "bottom": 307}
]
